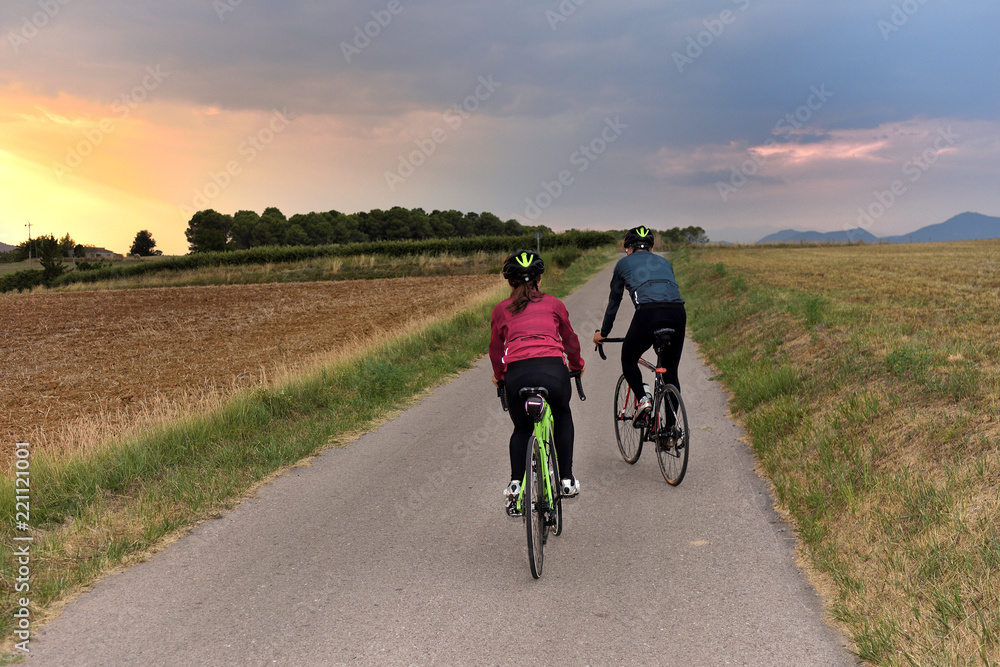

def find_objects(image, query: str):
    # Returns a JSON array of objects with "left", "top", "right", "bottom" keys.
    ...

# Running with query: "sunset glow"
[{"left": 2, "top": 1, "right": 998, "bottom": 250}]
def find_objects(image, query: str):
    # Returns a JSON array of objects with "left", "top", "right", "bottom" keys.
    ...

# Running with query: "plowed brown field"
[{"left": 1, "top": 275, "right": 500, "bottom": 467}]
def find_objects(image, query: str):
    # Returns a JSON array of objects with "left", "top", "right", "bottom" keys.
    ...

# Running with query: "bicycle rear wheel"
[
  {"left": 614, "top": 374, "right": 643, "bottom": 463},
  {"left": 524, "top": 435, "right": 545, "bottom": 578},
  {"left": 655, "top": 385, "right": 689, "bottom": 486}
]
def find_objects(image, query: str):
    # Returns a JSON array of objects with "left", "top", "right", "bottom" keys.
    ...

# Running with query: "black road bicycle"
[{"left": 597, "top": 327, "right": 689, "bottom": 486}]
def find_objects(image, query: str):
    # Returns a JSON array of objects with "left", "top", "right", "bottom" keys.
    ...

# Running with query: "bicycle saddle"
[
  {"left": 653, "top": 327, "right": 675, "bottom": 355},
  {"left": 519, "top": 387, "right": 549, "bottom": 422}
]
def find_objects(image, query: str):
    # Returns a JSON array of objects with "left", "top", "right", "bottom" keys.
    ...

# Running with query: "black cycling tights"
[
  {"left": 621, "top": 304, "right": 687, "bottom": 401},
  {"left": 503, "top": 360, "right": 574, "bottom": 482}
]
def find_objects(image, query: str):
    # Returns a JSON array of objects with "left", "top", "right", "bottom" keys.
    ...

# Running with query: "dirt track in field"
[{"left": 1, "top": 276, "right": 499, "bottom": 467}]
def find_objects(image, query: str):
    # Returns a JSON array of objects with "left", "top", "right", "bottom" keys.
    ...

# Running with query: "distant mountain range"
[
  {"left": 0, "top": 241, "right": 14, "bottom": 253},
  {"left": 757, "top": 212, "right": 1000, "bottom": 245}
]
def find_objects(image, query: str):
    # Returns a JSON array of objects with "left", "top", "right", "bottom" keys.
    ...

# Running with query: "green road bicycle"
[
  {"left": 498, "top": 371, "right": 585, "bottom": 579},
  {"left": 597, "top": 327, "right": 689, "bottom": 486}
]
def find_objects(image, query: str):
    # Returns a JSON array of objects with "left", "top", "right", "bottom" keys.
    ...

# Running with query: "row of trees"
[
  {"left": 656, "top": 226, "right": 709, "bottom": 245},
  {"left": 185, "top": 207, "right": 543, "bottom": 254},
  {"left": 2, "top": 235, "right": 73, "bottom": 282},
  {"left": 184, "top": 206, "right": 711, "bottom": 254},
  {"left": 2, "top": 234, "right": 83, "bottom": 263},
  {"left": 1, "top": 231, "right": 157, "bottom": 261}
]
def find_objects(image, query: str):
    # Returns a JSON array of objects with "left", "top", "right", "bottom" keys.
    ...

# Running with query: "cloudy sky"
[{"left": 2, "top": 0, "right": 998, "bottom": 254}]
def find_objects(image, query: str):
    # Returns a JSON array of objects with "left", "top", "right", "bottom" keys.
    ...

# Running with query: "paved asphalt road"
[{"left": 29, "top": 261, "right": 858, "bottom": 666}]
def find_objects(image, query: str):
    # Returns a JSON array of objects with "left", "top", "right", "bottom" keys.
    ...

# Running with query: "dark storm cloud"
[
  {"left": 5, "top": 0, "right": 997, "bottom": 137},
  {"left": 5, "top": 0, "right": 999, "bottom": 243}
]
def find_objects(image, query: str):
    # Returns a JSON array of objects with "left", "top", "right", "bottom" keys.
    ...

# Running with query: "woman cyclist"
[{"left": 490, "top": 249, "right": 585, "bottom": 517}]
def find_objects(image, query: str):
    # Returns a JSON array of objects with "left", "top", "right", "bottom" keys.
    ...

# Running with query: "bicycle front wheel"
[
  {"left": 524, "top": 435, "right": 545, "bottom": 578},
  {"left": 655, "top": 385, "right": 689, "bottom": 486},
  {"left": 614, "top": 374, "right": 643, "bottom": 464}
]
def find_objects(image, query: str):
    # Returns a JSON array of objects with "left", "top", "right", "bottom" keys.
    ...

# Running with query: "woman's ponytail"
[{"left": 506, "top": 279, "right": 542, "bottom": 314}]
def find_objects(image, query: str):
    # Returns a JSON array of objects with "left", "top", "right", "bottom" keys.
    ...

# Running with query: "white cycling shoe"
[
  {"left": 560, "top": 477, "right": 580, "bottom": 498},
  {"left": 503, "top": 479, "right": 523, "bottom": 518}
]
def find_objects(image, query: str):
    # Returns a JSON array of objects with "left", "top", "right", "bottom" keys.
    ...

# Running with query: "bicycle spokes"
[
  {"left": 656, "top": 386, "right": 689, "bottom": 486},
  {"left": 614, "top": 374, "right": 643, "bottom": 463}
]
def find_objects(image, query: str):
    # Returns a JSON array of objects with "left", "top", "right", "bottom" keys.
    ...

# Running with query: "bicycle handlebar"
[
  {"left": 595, "top": 330, "right": 625, "bottom": 361},
  {"left": 570, "top": 370, "right": 586, "bottom": 401},
  {"left": 496, "top": 369, "right": 586, "bottom": 412}
]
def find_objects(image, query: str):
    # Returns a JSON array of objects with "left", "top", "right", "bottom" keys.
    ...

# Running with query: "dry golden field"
[
  {"left": 0, "top": 275, "right": 500, "bottom": 468},
  {"left": 699, "top": 240, "right": 999, "bottom": 318},
  {"left": 677, "top": 239, "right": 1000, "bottom": 664}
]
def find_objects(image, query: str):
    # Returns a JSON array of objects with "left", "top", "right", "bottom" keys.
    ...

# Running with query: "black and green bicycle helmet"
[
  {"left": 502, "top": 249, "right": 545, "bottom": 282},
  {"left": 623, "top": 226, "right": 654, "bottom": 250}
]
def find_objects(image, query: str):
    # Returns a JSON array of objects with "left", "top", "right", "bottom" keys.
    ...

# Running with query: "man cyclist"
[
  {"left": 592, "top": 227, "right": 686, "bottom": 423},
  {"left": 491, "top": 250, "right": 585, "bottom": 517}
]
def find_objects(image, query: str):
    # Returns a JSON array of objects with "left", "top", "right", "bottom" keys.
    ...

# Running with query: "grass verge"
[
  {"left": 671, "top": 243, "right": 1000, "bottom": 666},
  {"left": 0, "top": 245, "right": 617, "bottom": 653}
]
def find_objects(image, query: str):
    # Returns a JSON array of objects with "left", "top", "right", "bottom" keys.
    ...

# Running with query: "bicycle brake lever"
[{"left": 594, "top": 329, "right": 608, "bottom": 360}]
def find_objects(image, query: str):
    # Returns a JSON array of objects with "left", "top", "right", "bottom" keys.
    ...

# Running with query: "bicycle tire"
[
  {"left": 614, "top": 374, "right": 643, "bottom": 464},
  {"left": 655, "top": 385, "right": 689, "bottom": 486},
  {"left": 524, "top": 435, "right": 545, "bottom": 578}
]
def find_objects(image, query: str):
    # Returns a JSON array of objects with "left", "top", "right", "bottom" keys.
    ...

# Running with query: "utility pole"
[{"left": 25, "top": 221, "right": 32, "bottom": 267}]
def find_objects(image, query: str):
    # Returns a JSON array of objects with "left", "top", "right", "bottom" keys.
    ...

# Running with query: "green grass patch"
[
  {"left": 671, "top": 244, "right": 1000, "bottom": 665},
  {"left": 729, "top": 363, "right": 802, "bottom": 413}
]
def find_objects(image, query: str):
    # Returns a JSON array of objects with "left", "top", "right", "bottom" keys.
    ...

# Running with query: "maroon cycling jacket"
[{"left": 489, "top": 293, "right": 584, "bottom": 382}]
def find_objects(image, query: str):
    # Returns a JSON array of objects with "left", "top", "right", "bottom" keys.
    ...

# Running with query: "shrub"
[
  {"left": 0, "top": 269, "right": 45, "bottom": 293},
  {"left": 551, "top": 246, "right": 583, "bottom": 268}
]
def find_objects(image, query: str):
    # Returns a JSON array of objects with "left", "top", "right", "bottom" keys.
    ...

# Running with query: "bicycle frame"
[
  {"left": 517, "top": 395, "right": 557, "bottom": 516},
  {"left": 619, "top": 356, "right": 668, "bottom": 436}
]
